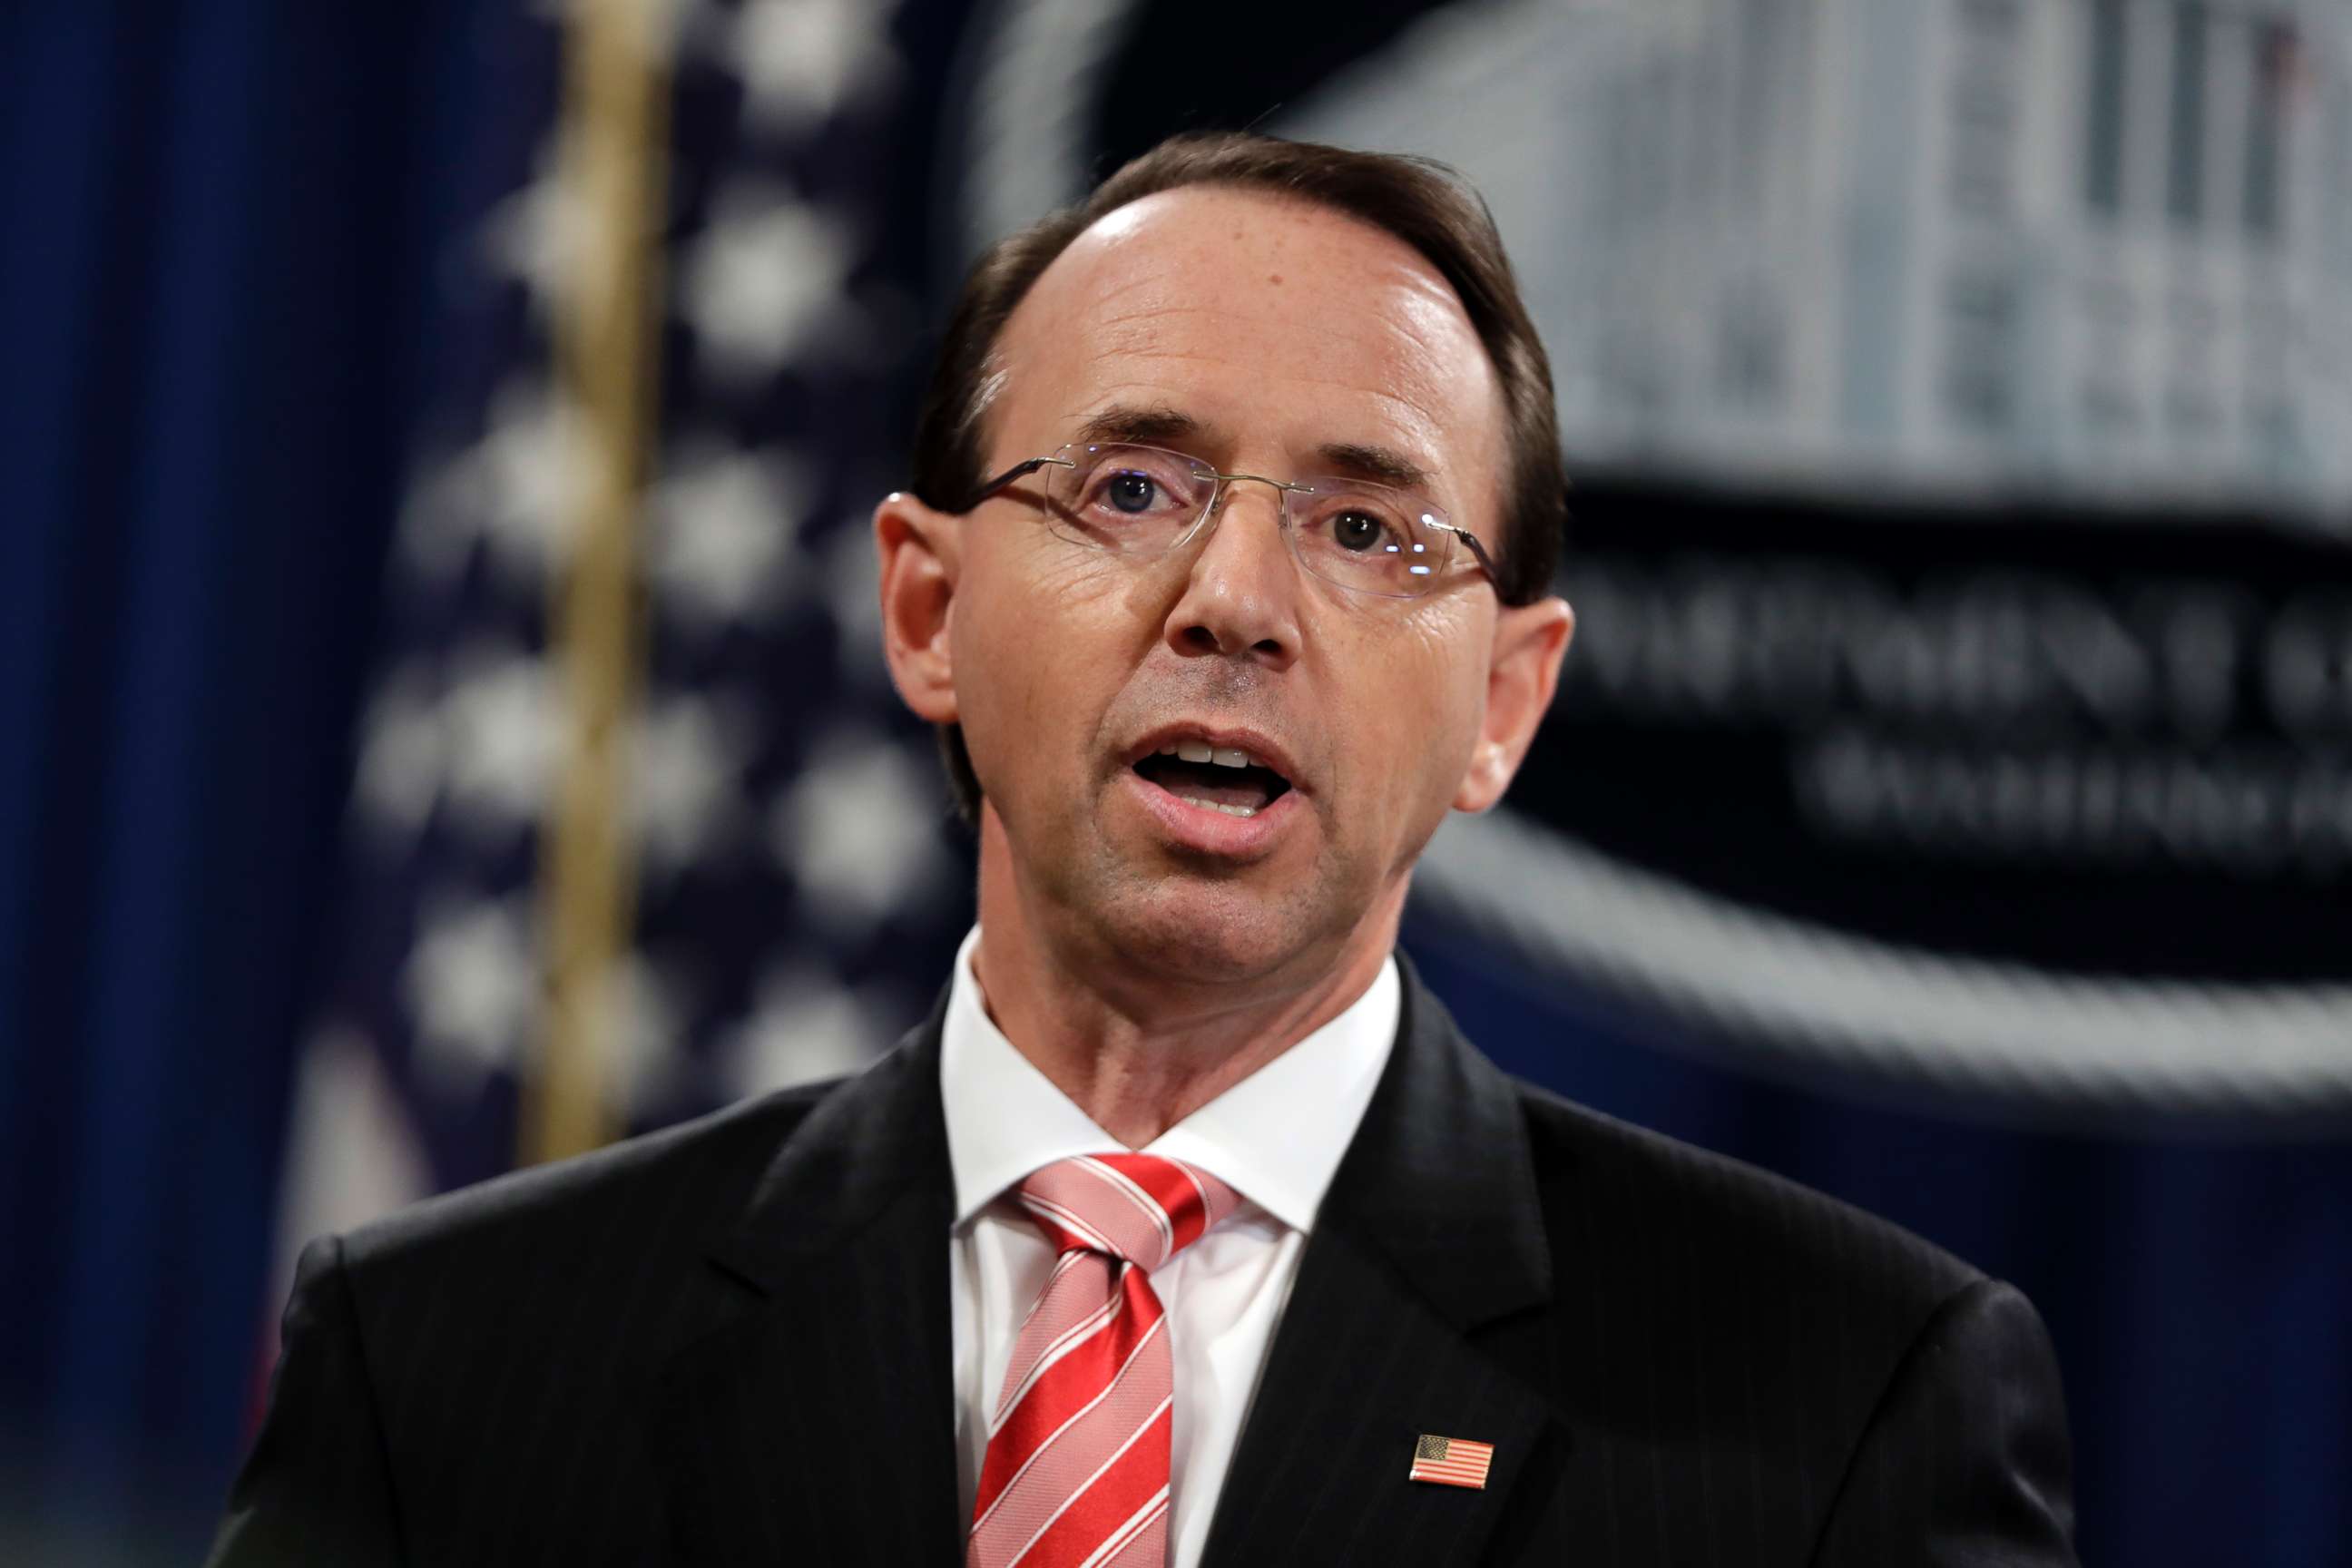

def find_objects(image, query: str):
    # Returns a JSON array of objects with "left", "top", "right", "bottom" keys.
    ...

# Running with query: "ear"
[
  {"left": 875, "top": 491, "right": 962, "bottom": 724},
  {"left": 1454, "top": 595, "right": 1573, "bottom": 813}
]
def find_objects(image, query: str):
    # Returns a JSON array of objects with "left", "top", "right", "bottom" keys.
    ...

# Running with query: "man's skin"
[{"left": 874, "top": 186, "right": 1573, "bottom": 1147}]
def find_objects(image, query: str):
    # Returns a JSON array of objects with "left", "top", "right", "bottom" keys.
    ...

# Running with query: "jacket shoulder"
[
  {"left": 1508, "top": 1076, "right": 1994, "bottom": 1470},
  {"left": 1514, "top": 1077, "right": 1981, "bottom": 1310},
  {"left": 240, "top": 1082, "right": 845, "bottom": 1564},
  {"left": 1502, "top": 1079, "right": 2023, "bottom": 1543},
  {"left": 337, "top": 1079, "right": 838, "bottom": 1288},
  {"left": 1501, "top": 1081, "right": 2076, "bottom": 1563}
]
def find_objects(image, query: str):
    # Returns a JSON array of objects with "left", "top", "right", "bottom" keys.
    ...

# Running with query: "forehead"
[{"left": 991, "top": 186, "right": 1504, "bottom": 512}]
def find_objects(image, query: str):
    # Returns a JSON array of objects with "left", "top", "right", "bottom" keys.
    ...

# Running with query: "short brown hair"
[{"left": 909, "top": 132, "right": 1568, "bottom": 823}]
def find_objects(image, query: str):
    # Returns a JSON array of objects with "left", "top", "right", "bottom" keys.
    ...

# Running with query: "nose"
[{"left": 1162, "top": 478, "right": 1304, "bottom": 669}]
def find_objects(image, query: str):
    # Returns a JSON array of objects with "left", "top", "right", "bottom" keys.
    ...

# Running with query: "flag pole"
[{"left": 528, "top": 0, "right": 671, "bottom": 1165}]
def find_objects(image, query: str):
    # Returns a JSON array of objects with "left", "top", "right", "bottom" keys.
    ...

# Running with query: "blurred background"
[{"left": 2, "top": 0, "right": 2347, "bottom": 1563}]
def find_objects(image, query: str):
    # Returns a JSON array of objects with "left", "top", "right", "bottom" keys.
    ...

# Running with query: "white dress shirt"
[{"left": 941, "top": 926, "right": 1398, "bottom": 1568}]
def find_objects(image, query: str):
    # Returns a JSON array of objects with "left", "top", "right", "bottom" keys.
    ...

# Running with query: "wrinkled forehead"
[{"left": 988, "top": 186, "right": 1505, "bottom": 519}]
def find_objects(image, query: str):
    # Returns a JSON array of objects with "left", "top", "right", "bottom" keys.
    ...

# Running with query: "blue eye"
[{"left": 1105, "top": 471, "right": 1158, "bottom": 513}]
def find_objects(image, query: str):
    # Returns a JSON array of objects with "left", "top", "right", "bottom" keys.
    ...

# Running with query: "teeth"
[
  {"left": 1157, "top": 739, "right": 1261, "bottom": 768},
  {"left": 1150, "top": 737, "right": 1277, "bottom": 775},
  {"left": 1177, "top": 796, "right": 1259, "bottom": 818}
]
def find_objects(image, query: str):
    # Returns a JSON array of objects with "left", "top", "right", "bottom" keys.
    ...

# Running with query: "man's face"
[{"left": 906, "top": 186, "right": 1557, "bottom": 985}]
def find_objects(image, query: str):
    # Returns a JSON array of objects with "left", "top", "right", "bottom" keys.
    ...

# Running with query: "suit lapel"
[
  {"left": 652, "top": 1001, "right": 962, "bottom": 1566},
  {"left": 1202, "top": 955, "right": 1563, "bottom": 1566}
]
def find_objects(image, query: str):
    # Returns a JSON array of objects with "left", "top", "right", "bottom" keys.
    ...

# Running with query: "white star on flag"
[
  {"left": 397, "top": 378, "right": 588, "bottom": 590},
  {"left": 352, "top": 662, "right": 450, "bottom": 844},
  {"left": 439, "top": 644, "right": 559, "bottom": 843},
  {"left": 629, "top": 689, "right": 758, "bottom": 878},
  {"left": 725, "top": 0, "right": 900, "bottom": 135},
  {"left": 676, "top": 182, "right": 858, "bottom": 387},
  {"left": 716, "top": 963, "right": 893, "bottom": 1095},
  {"left": 646, "top": 436, "right": 810, "bottom": 636},
  {"left": 404, "top": 892, "right": 542, "bottom": 1101},
  {"left": 770, "top": 730, "right": 951, "bottom": 937},
  {"left": 351, "top": 646, "right": 558, "bottom": 848},
  {"left": 478, "top": 144, "right": 609, "bottom": 321}
]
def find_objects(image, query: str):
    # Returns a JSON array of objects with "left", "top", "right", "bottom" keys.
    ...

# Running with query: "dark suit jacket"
[{"left": 211, "top": 957, "right": 2077, "bottom": 1565}]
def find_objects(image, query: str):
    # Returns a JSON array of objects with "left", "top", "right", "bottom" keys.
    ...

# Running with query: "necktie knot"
[{"left": 1015, "top": 1153, "right": 1239, "bottom": 1272}]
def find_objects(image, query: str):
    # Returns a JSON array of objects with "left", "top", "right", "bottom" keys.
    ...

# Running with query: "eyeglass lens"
[{"left": 1040, "top": 444, "right": 1455, "bottom": 599}]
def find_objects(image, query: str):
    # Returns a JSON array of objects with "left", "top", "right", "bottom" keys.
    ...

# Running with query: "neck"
[{"left": 968, "top": 810, "right": 1404, "bottom": 1148}]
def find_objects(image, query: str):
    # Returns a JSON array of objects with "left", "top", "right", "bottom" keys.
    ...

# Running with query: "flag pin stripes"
[{"left": 1407, "top": 1433, "right": 1494, "bottom": 1490}]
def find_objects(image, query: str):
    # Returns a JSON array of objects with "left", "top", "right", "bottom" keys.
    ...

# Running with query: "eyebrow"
[
  {"left": 1074, "top": 406, "right": 1439, "bottom": 496},
  {"left": 1073, "top": 405, "right": 1215, "bottom": 449},
  {"left": 1313, "top": 440, "right": 1433, "bottom": 495}
]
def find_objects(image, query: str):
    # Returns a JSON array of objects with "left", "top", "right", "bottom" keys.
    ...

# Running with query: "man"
[{"left": 213, "top": 133, "right": 2078, "bottom": 1566}]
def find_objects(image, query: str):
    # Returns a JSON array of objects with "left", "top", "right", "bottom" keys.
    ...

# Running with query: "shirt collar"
[{"left": 939, "top": 926, "right": 1398, "bottom": 1236}]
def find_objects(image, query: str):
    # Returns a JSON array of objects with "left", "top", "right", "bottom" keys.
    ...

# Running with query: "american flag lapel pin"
[{"left": 1407, "top": 1433, "right": 1494, "bottom": 1490}]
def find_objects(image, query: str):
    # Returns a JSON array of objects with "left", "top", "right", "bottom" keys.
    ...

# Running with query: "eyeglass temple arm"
[
  {"left": 957, "top": 455, "right": 1074, "bottom": 514},
  {"left": 1443, "top": 524, "right": 1501, "bottom": 583}
]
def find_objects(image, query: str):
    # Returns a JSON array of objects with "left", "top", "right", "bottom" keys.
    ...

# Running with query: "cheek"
[
  {"left": 1329, "top": 605, "right": 1489, "bottom": 818},
  {"left": 950, "top": 543, "right": 1146, "bottom": 788}
]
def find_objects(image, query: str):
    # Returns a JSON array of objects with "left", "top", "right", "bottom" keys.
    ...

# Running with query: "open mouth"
[{"left": 1132, "top": 740, "right": 1294, "bottom": 818}]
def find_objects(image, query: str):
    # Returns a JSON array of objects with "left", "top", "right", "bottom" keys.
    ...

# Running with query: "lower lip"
[{"left": 1121, "top": 768, "right": 1303, "bottom": 859}]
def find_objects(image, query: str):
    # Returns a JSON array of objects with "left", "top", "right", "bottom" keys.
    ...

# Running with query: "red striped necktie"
[{"left": 965, "top": 1152, "right": 1241, "bottom": 1568}]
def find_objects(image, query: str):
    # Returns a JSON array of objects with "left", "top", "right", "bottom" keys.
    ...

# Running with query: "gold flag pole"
[{"left": 527, "top": 2, "right": 671, "bottom": 1166}]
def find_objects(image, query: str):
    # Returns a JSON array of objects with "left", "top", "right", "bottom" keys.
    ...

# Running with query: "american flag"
[
  {"left": 1407, "top": 1433, "right": 1494, "bottom": 1490},
  {"left": 269, "top": 0, "right": 971, "bottom": 1319}
]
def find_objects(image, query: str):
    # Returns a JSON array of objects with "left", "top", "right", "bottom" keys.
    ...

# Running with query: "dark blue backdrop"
[
  {"left": 3, "top": 5, "right": 2347, "bottom": 1567},
  {"left": 1, "top": 3, "right": 457, "bottom": 1558}
]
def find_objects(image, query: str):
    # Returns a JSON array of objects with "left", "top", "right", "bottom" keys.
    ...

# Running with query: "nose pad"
[{"left": 1191, "top": 475, "right": 1298, "bottom": 559}]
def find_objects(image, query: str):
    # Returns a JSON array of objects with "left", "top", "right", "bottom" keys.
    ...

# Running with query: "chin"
[{"left": 1083, "top": 871, "right": 1348, "bottom": 987}]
